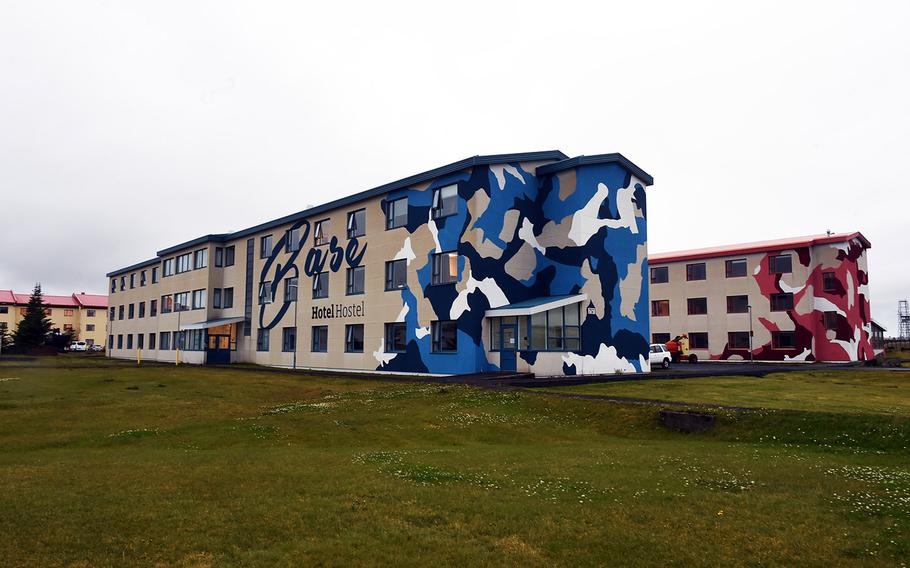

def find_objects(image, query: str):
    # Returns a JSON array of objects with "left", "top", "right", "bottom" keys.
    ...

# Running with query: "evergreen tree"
[
  {"left": 0, "top": 325, "right": 11, "bottom": 352},
  {"left": 13, "top": 283, "right": 53, "bottom": 350}
]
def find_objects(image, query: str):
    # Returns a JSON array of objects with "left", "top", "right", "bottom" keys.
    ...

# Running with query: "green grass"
[
  {"left": 1, "top": 360, "right": 909, "bottom": 566},
  {"left": 539, "top": 370, "right": 910, "bottom": 414}
]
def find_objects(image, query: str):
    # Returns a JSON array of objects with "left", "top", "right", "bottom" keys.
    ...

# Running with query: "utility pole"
[{"left": 747, "top": 304, "right": 754, "bottom": 362}]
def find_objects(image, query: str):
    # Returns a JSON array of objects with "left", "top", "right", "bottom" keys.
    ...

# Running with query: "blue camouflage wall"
[{"left": 374, "top": 159, "right": 650, "bottom": 375}]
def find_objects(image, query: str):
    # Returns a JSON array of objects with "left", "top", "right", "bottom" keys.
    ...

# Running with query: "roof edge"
[
  {"left": 536, "top": 153, "right": 654, "bottom": 186},
  {"left": 106, "top": 257, "right": 161, "bottom": 278},
  {"left": 650, "top": 232, "right": 871, "bottom": 264}
]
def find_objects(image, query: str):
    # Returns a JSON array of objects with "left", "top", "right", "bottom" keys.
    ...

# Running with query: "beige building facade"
[
  {"left": 106, "top": 151, "right": 655, "bottom": 375},
  {"left": 648, "top": 233, "right": 873, "bottom": 362},
  {"left": 0, "top": 291, "right": 108, "bottom": 346}
]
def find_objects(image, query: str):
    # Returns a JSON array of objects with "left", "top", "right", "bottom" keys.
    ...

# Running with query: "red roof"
[
  {"left": 649, "top": 232, "right": 871, "bottom": 264},
  {"left": 0, "top": 290, "right": 107, "bottom": 308}
]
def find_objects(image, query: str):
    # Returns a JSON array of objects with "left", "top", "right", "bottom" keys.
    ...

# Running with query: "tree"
[
  {"left": 0, "top": 325, "right": 11, "bottom": 352},
  {"left": 13, "top": 283, "right": 53, "bottom": 350}
]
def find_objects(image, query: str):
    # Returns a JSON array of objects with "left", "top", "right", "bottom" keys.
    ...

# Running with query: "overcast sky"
[{"left": 1, "top": 1, "right": 907, "bottom": 331}]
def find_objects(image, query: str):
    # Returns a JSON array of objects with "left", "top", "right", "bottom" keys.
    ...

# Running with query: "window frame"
[
  {"left": 725, "top": 258, "right": 747, "bottom": 278},
  {"left": 347, "top": 208, "right": 366, "bottom": 239},
  {"left": 345, "top": 324, "right": 364, "bottom": 353},
  {"left": 260, "top": 235, "right": 273, "bottom": 259},
  {"left": 726, "top": 295, "right": 749, "bottom": 314},
  {"left": 770, "top": 292, "right": 794, "bottom": 312},
  {"left": 431, "top": 184, "right": 458, "bottom": 219},
  {"left": 687, "top": 297, "right": 708, "bottom": 315},
  {"left": 688, "top": 332, "right": 709, "bottom": 349},
  {"left": 431, "top": 320, "right": 458, "bottom": 353},
  {"left": 313, "top": 219, "right": 331, "bottom": 247},
  {"left": 311, "top": 325, "right": 328, "bottom": 352},
  {"left": 651, "top": 299, "right": 670, "bottom": 317},
  {"left": 285, "top": 277, "right": 299, "bottom": 302},
  {"left": 385, "top": 259, "right": 407, "bottom": 291},
  {"left": 385, "top": 197, "right": 408, "bottom": 230},
  {"left": 431, "top": 251, "right": 458, "bottom": 285},
  {"left": 686, "top": 262, "right": 707, "bottom": 281},
  {"left": 385, "top": 322, "right": 407, "bottom": 353},
  {"left": 769, "top": 254, "right": 792, "bottom": 274},
  {"left": 176, "top": 253, "right": 192, "bottom": 274},
  {"left": 258, "top": 281, "right": 273, "bottom": 305},
  {"left": 281, "top": 327, "right": 296, "bottom": 352},
  {"left": 822, "top": 271, "right": 838, "bottom": 293},
  {"left": 256, "top": 328, "right": 270, "bottom": 352},
  {"left": 727, "top": 331, "right": 751, "bottom": 349},
  {"left": 286, "top": 228, "right": 301, "bottom": 252},
  {"left": 346, "top": 265, "right": 365, "bottom": 296},
  {"left": 650, "top": 266, "right": 669, "bottom": 284},
  {"left": 312, "top": 272, "right": 329, "bottom": 299},
  {"left": 771, "top": 330, "right": 796, "bottom": 349}
]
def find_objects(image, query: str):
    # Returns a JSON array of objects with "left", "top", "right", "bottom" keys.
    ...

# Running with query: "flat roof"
[
  {"left": 536, "top": 153, "right": 654, "bottom": 186},
  {"left": 485, "top": 294, "right": 587, "bottom": 317},
  {"left": 649, "top": 232, "right": 871, "bottom": 264}
]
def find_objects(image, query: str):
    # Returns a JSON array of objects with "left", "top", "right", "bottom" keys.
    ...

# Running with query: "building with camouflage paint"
[
  {"left": 105, "top": 151, "right": 654, "bottom": 375},
  {"left": 648, "top": 232, "right": 873, "bottom": 362}
]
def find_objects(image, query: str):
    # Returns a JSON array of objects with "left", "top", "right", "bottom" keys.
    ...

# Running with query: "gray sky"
[{"left": 1, "top": 1, "right": 907, "bottom": 331}]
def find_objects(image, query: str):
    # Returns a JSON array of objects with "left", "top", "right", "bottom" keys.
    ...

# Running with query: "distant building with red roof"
[
  {"left": 0, "top": 290, "right": 108, "bottom": 346},
  {"left": 648, "top": 232, "right": 873, "bottom": 363}
]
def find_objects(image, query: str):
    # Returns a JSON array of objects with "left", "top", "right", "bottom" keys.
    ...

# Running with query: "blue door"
[{"left": 499, "top": 324, "right": 518, "bottom": 371}]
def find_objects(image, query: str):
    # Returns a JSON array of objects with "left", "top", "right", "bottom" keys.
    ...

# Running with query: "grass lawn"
[
  {"left": 1, "top": 359, "right": 908, "bottom": 566},
  {"left": 538, "top": 370, "right": 910, "bottom": 414}
]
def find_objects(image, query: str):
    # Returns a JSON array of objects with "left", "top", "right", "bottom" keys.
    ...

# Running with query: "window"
[
  {"left": 149, "top": 333, "right": 156, "bottom": 350},
  {"left": 385, "top": 197, "right": 408, "bottom": 229},
  {"left": 160, "top": 332, "right": 170, "bottom": 351},
  {"left": 650, "top": 266, "right": 668, "bottom": 284},
  {"left": 687, "top": 298, "right": 708, "bottom": 315},
  {"left": 181, "top": 330, "right": 206, "bottom": 351},
  {"left": 213, "top": 288, "right": 222, "bottom": 309},
  {"left": 770, "top": 293, "right": 794, "bottom": 311},
  {"left": 192, "top": 289, "right": 206, "bottom": 310},
  {"left": 137, "top": 334, "right": 144, "bottom": 350},
  {"left": 161, "top": 295, "right": 173, "bottom": 314},
  {"left": 257, "top": 329, "right": 270, "bottom": 351},
  {"left": 314, "top": 219, "right": 331, "bottom": 246},
  {"left": 822, "top": 271, "right": 838, "bottom": 293},
  {"left": 431, "top": 185, "right": 458, "bottom": 218},
  {"left": 431, "top": 321, "right": 457, "bottom": 353},
  {"left": 345, "top": 324, "right": 364, "bottom": 352},
  {"left": 176, "top": 253, "right": 192, "bottom": 273},
  {"left": 347, "top": 208, "right": 366, "bottom": 238},
  {"left": 312, "top": 272, "right": 329, "bottom": 299},
  {"left": 215, "top": 247, "right": 224, "bottom": 267},
  {"left": 174, "top": 292, "right": 190, "bottom": 311},
  {"left": 431, "top": 252, "right": 458, "bottom": 285},
  {"left": 150, "top": 300, "right": 157, "bottom": 317},
  {"left": 385, "top": 259, "right": 407, "bottom": 290},
  {"left": 222, "top": 288, "right": 234, "bottom": 309},
  {"left": 140, "top": 270, "right": 147, "bottom": 286},
  {"left": 728, "top": 331, "right": 750, "bottom": 349},
  {"left": 260, "top": 235, "right": 273, "bottom": 259},
  {"left": 769, "top": 254, "right": 792, "bottom": 274},
  {"left": 224, "top": 246, "right": 235, "bottom": 267},
  {"left": 772, "top": 331, "right": 796, "bottom": 349},
  {"left": 193, "top": 249, "right": 207, "bottom": 269},
  {"left": 689, "top": 332, "right": 709, "bottom": 349},
  {"left": 129, "top": 274, "right": 135, "bottom": 289},
  {"left": 285, "top": 278, "right": 298, "bottom": 301},
  {"left": 286, "top": 228, "right": 301, "bottom": 252},
  {"left": 108, "top": 335, "right": 114, "bottom": 349},
  {"left": 0, "top": 306, "right": 7, "bottom": 314},
  {"left": 126, "top": 334, "right": 133, "bottom": 349},
  {"left": 824, "top": 311, "right": 839, "bottom": 331},
  {"left": 120, "top": 277, "right": 125, "bottom": 291},
  {"left": 109, "top": 307, "right": 116, "bottom": 321},
  {"left": 86, "top": 309, "right": 96, "bottom": 317},
  {"left": 163, "top": 258, "right": 175, "bottom": 277},
  {"left": 547, "top": 306, "right": 565, "bottom": 350},
  {"left": 311, "top": 326, "right": 328, "bottom": 352},
  {"left": 652, "top": 333, "right": 671, "bottom": 345},
  {"left": 63, "top": 324, "right": 73, "bottom": 332},
  {"left": 651, "top": 300, "right": 670, "bottom": 317},
  {"left": 282, "top": 327, "right": 296, "bottom": 352},
  {"left": 258, "top": 282, "right": 273, "bottom": 305},
  {"left": 151, "top": 266, "right": 159, "bottom": 283},
  {"left": 111, "top": 279, "right": 116, "bottom": 293},
  {"left": 385, "top": 322, "right": 407, "bottom": 353},
  {"left": 726, "top": 259, "right": 747, "bottom": 278},
  {"left": 727, "top": 295, "right": 749, "bottom": 314},
  {"left": 138, "top": 302, "right": 145, "bottom": 318},
  {"left": 64, "top": 309, "right": 74, "bottom": 316},
  {"left": 117, "top": 334, "right": 123, "bottom": 349},
  {"left": 128, "top": 304, "right": 134, "bottom": 320},
  {"left": 686, "top": 263, "right": 706, "bottom": 281},
  {"left": 347, "top": 266, "right": 365, "bottom": 295}
]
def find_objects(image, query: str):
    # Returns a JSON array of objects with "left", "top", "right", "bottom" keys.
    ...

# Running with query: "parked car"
[
  {"left": 69, "top": 341, "right": 88, "bottom": 352},
  {"left": 649, "top": 343, "right": 671, "bottom": 369},
  {"left": 89, "top": 344, "right": 104, "bottom": 352}
]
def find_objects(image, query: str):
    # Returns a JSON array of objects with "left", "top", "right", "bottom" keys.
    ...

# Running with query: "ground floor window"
[
  {"left": 137, "top": 334, "right": 144, "bottom": 350},
  {"left": 117, "top": 334, "right": 123, "bottom": 349},
  {"left": 257, "top": 329, "right": 269, "bottom": 351},
  {"left": 652, "top": 333, "right": 670, "bottom": 345},
  {"left": 385, "top": 322, "right": 407, "bottom": 352},
  {"left": 282, "top": 327, "right": 296, "bottom": 352},
  {"left": 149, "top": 333, "right": 156, "bottom": 350},
  {"left": 345, "top": 324, "right": 364, "bottom": 353},
  {"left": 772, "top": 331, "right": 796, "bottom": 349},
  {"left": 312, "top": 326, "right": 328, "bottom": 352},
  {"left": 176, "top": 330, "right": 205, "bottom": 351},
  {"left": 126, "top": 334, "right": 133, "bottom": 349},
  {"left": 490, "top": 304, "right": 580, "bottom": 352},
  {"left": 728, "top": 331, "right": 750, "bottom": 349},
  {"left": 688, "top": 332, "right": 709, "bottom": 349},
  {"left": 160, "top": 332, "right": 170, "bottom": 351},
  {"left": 432, "top": 321, "right": 457, "bottom": 353}
]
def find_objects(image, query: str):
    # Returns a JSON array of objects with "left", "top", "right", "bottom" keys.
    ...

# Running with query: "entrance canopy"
[
  {"left": 179, "top": 316, "right": 245, "bottom": 330},
  {"left": 484, "top": 294, "right": 587, "bottom": 318}
]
